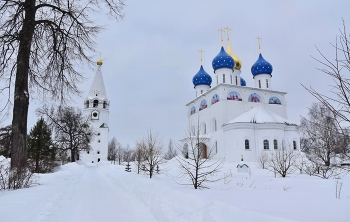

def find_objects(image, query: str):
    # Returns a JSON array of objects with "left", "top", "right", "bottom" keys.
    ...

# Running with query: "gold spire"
[
  {"left": 225, "top": 26, "right": 242, "bottom": 70},
  {"left": 256, "top": 36, "right": 262, "bottom": 54},
  {"left": 198, "top": 49, "right": 204, "bottom": 65},
  {"left": 218, "top": 28, "right": 225, "bottom": 46},
  {"left": 224, "top": 26, "right": 231, "bottom": 41},
  {"left": 97, "top": 53, "right": 103, "bottom": 66}
]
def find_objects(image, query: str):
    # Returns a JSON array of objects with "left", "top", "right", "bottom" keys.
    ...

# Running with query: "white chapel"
[
  {"left": 182, "top": 31, "right": 300, "bottom": 162},
  {"left": 80, "top": 59, "right": 110, "bottom": 163}
]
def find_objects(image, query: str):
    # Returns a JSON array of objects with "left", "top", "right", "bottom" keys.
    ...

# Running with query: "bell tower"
[{"left": 81, "top": 58, "right": 110, "bottom": 163}]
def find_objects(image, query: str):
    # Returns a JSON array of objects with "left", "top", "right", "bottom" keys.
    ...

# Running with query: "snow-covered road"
[{"left": 44, "top": 164, "right": 157, "bottom": 222}]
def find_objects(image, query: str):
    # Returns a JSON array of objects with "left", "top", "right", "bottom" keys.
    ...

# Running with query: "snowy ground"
[{"left": 0, "top": 158, "right": 349, "bottom": 222}]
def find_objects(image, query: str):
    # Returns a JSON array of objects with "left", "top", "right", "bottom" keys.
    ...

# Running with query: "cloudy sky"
[{"left": 23, "top": 0, "right": 350, "bottom": 148}]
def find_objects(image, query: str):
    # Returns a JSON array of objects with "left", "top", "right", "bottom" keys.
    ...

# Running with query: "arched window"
[
  {"left": 235, "top": 76, "right": 238, "bottom": 85},
  {"left": 93, "top": 100, "right": 98, "bottom": 107},
  {"left": 85, "top": 101, "right": 89, "bottom": 108},
  {"left": 201, "top": 90, "right": 203, "bottom": 94},
  {"left": 223, "top": 74, "right": 225, "bottom": 83},
  {"left": 293, "top": 141, "right": 297, "bottom": 150},
  {"left": 230, "top": 75, "right": 232, "bottom": 84},
  {"left": 274, "top": 139, "right": 278, "bottom": 149},
  {"left": 259, "top": 80, "right": 261, "bottom": 88},
  {"left": 216, "top": 76, "right": 218, "bottom": 85},
  {"left": 263, "top": 140, "right": 269, "bottom": 149},
  {"left": 103, "top": 101, "right": 107, "bottom": 108},
  {"left": 266, "top": 79, "right": 269, "bottom": 88},
  {"left": 245, "top": 139, "right": 249, "bottom": 150}
]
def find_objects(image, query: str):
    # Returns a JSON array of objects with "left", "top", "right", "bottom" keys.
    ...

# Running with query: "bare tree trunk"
[{"left": 10, "top": 0, "right": 36, "bottom": 170}]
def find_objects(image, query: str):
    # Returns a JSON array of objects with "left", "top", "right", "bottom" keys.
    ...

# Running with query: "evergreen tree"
[{"left": 28, "top": 118, "right": 55, "bottom": 173}]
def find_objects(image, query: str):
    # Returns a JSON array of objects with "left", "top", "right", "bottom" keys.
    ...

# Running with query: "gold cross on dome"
[
  {"left": 224, "top": 26, "right": 231, "bottom": 41},
  {"left": 198, "top": 49, "right": 204, "bottom": 65},
  {"left": 218, "top": 28, "right": 225, "bottom": 46},
  {"left": 256, "top": 36, "right": 262, "bottom": 53}
]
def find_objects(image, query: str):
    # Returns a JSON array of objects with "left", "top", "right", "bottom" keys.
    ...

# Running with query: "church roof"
[
  {"left": 87, "top": 66, "right": 108, "bottom": 100},
  {"left": 225, "top": 106, "right": 296, "bottom": 125}
]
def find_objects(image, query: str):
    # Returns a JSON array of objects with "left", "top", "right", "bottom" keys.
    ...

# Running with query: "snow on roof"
[{"left": 225, "top": 106, "right": 297, "bottom": 125}]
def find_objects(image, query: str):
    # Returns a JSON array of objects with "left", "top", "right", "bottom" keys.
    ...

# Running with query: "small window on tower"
[
  {"left": 259, "top": 80, "right": 261, "bottom": 88},
  {"left": 98, "top": 158, "right": 100, "bottom": 162},
  {"left": 93, "top": 100, "right": 98, "bottom": 107},
  {"left": 98, "top": 140, "right": 100, "bottom": 143},
  {"left": 235, "top": 76, "right": 238, "bottom": 85},
  {"left": 87, "top": 151, "right": 89, "bottom": 154},
  {"left": 223, "top": 74, "right": 225, "bottom": 83},
  {"left": 97, "top": 133, "right": 100, "bottom": 136},
  {"left": 97, "top": 151, "right": 100, "bottom": 154},
  {"left": 266, "top": 79, "right": 269, "bottom": 88}
]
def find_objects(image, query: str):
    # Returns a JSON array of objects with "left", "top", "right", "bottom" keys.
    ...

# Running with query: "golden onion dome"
[
  {"left": 226, "top": 42, "right": 242, "bottom": 70},
  {"left": 97, "top": 58, "right": 103, "bottom": 66}
]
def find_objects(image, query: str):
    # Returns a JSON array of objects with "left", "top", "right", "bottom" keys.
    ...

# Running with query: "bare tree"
[
  {"left": 303, "top": 19, "right": 350, "bottom": 161},
  {"left": 107, "top": 137, "right": 119, "bottom": 164},
  {"left": 0, "top": 125, "right": 11, "bottom": 158},
  {"left": 134, "top": 142, "right": 144, "bottom": 174},
  {"left": 38, "top": 106, "right": 93, "bottom": 162},
  {"left": 176, "top": 123, "right": 224, "bottom": 189},
  {"left": 163, "top": 139, "right": 177, "bottom": 160},
  {"left": 294, "top": 153, "right": 307, "bottom": 174},
  {"left": 138, "top": 130, "right": 163, "bottom": 179},
  {"left": 0, "top": 0, "right": 125, "bottom": 170},
  {"left": 300, "top": 103, "right": 348, "bottom": 166},
  {"left": 267, "top": 143, "right": 296, "bottom": 178},
  {"left": 257, "top": 151, "right": 269, "bottom": 169},
  {"left": 115, "top": 142, "right": 124, "bottom": 165}
]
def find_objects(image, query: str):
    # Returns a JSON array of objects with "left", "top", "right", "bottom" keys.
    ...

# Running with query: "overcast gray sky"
[{"left": 22, "top": 0, "right": 350, "bottom": 148}]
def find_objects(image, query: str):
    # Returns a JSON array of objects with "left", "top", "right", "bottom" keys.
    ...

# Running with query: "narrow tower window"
[
  {"left": 266, "top": 79, "right": 269, "bottom": 88},
  {"left": 93, "top": 100, "right": 98, "bottom": 107},
  {"left": 103, "top": 101, "right": 107, "bottom": 108},
  {"left": 245, "top": 139, "right": 250, "bottom": 149},
  {"left": 230, "top": 75, "right": 232, "bottom": 84},
  {"left": 293, "top": 141, "right": 297, "bottom": 150},
  {"left": 259, "top": 80, "right": 261, "bottom": 88},
  {"left": 223, "top": 74, "right": 225, "bottom": 83},
  {"left": 216, "top": 76, "right": 218, "bottom": 85},
  {"left": 235, "top": 76, "right": 238, "bottom": 85}
]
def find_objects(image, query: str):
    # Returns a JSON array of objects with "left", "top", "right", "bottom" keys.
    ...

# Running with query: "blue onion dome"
[
  {"left": 240, "top": 77, "right": 246, "bottom": 86},
  {"left": 212, "top": 47, "right": 234, "bottom": 71},
  {"left": 192, "top": 65, "right": 212, "bottom": 87},
  {"left": 251, "top": 53, "right": 273, "bottom": 76}
]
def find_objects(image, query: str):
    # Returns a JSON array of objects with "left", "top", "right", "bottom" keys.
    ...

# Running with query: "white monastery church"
[
  {"left": 80, "top": 58, "right": 110, "bottom": 163},
  {"left": 182, "top": 31, "right": 300, "bottom": 162}
]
